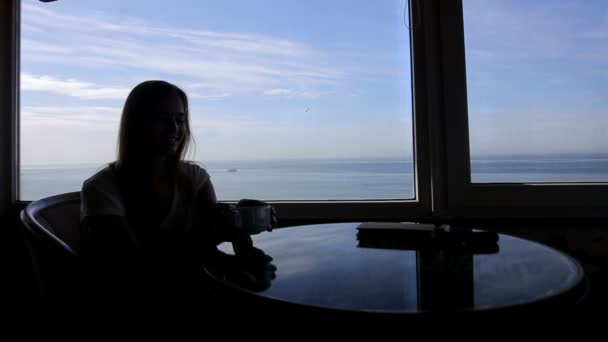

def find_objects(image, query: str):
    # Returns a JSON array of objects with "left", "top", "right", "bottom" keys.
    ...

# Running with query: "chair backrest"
[
  {"left": 21, "top": 191, "right": 81, "bottom": 256},
  {"left": 20, "top": 192, "right": 83, "bottom": 340}
]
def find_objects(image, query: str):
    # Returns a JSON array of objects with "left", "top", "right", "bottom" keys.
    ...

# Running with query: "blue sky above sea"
[{"left": 19, "top": 0, "right": 607, "bottom": 165}]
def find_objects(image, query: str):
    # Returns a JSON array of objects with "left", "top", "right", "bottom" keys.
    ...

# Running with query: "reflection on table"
[{"left": 204, "top": 222, "right": 586, "bottom": 332}]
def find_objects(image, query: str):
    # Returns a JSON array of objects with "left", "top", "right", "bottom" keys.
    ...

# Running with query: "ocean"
[{"left": 20, "top": 156, "right": 608, "bottom": 201}]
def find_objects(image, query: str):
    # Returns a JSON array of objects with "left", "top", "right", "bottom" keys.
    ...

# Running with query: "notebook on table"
[
  {"left": 356, "top": 222, "right": 498, "bottom": 252},
  {"left": 356, "top": 222, "right": 436, "bottom": 248}
]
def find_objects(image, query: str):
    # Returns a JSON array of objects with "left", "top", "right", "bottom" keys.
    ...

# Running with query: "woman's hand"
[
  {"left": 231, "top": 247, "right": 277, "bottom": 292},
  {"left": 207, "top": 246, "right": 277, "bottom": 292}
]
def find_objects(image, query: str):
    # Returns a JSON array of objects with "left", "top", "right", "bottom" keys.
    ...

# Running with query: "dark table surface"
[{"left": 207, "top": 222, "right": 585, "bottom": 314}]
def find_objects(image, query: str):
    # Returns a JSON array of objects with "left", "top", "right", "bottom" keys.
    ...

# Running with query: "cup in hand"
[{"left": 235, "top": 199, "right": 275, "bottom": 235}]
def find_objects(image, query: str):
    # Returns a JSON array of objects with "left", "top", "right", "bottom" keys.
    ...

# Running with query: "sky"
[
  {"left": 19, "top": 0, "right": 607, "bottom": 165},
  {"left": 464, "top": 0, "right": 608, "bottom": 157},
  {"left": 20, "top": 0, "right": 412, "bottom": 165}
]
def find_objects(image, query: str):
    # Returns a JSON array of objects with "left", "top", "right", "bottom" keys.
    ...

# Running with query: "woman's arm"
[
  {"left": 193, "top": 180, "right": 228, "bottom": 246},
  {"left": 193, "top": 180, "right": 252, "bottom": 252}
]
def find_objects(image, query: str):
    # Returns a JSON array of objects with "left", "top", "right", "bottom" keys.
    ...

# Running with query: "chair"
[
  {"left": 21, "top": 191, "right": 81, "bottom": 257},
  {"left": 20, "top": 191, "right": 82, "bottom": 340}
]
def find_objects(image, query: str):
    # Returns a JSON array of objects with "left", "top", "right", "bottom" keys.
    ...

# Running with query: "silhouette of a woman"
[{"left": 81, "top": 80, "right": 230, "bottom": 261}]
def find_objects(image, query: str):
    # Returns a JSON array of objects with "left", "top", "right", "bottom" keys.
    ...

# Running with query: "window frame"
[
  {"left": 438, "top": 0, "right": 608, "bottom": 219},
  {"left": 4, "top": 0, "right": 608, "bottom": 222},
  {"left": 0, "top": 0, "right": 20, "bottom": 218},
  {"left": 3, "top": 0, "right": 433, "bottom": 221}
]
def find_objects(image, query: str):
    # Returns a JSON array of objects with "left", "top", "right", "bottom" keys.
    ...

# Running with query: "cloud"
[
  {"left": 21, "top": 39, "right": 73, "bottom": 54},
  {"left": 189, "top": 92, "right": 232, "bottom": 100},
  {"left": 22, "top": 2, "right": 313, "bottom": 58},
  {"left": 21, "top": 105, "right": 121, "bottom": 129},
  {"left": 264, "top": 88, "right": 294, "bottom": 96},
  {"left": 262, "top": 88, "right": 329, "bottom": 98},
  {"left": 21, "top": 2, "right": 346, "bottom": 98},
  {"left": 21, "top": 73, "right": 131, "bottom": 100},
  {"left": 20, "top": 105, "right": 121, "bottom": 165},
  {"left": 18, "top": 2, "right": 416, "bottom": 164},
  {"left": 21, "top": 128, "right": 118, "bottom": 166}
]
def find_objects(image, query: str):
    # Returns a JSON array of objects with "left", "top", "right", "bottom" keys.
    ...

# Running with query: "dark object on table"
[{"left": 356, "top": 222, "right": 498, "bottom": 253}]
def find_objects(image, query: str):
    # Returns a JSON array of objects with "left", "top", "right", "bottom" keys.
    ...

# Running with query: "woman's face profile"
[{"left": 142, "top": 92, "right": 186, "bottom": 156}]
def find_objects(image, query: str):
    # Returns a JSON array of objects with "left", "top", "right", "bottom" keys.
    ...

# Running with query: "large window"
[
  {"left": 464, "top": 0, "right": 608, "bottom": 184},
  {"left": 4, "top": 0, "right": 607, "bottom": 219},
  {"left": 19, "top": 0, "right": 416, "bottom": 203},
  {"left": 441, "top": 0, "right": 608, "bottom": 217}
]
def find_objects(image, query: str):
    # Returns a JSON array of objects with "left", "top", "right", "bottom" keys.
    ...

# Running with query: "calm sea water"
[{"left": 20, "top": 156, "right": 608, "bottom": 201}]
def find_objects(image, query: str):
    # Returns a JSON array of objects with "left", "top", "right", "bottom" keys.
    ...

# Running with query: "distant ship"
[{"left": 227, "top": 168, "right": 238, "bottom": 172}]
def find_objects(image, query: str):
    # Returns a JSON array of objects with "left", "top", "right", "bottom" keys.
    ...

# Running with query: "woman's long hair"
[{"left": 114, "top": 80, "right": 193, "bottom": 173}]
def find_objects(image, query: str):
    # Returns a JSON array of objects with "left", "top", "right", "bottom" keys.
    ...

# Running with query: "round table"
[{"left": 205, "top": 223, "right": 586, "bottom": 333}]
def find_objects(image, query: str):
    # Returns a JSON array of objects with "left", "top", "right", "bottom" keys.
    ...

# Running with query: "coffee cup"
[{"left": 235, "top": 199, "right": 276, "bottom": 235}]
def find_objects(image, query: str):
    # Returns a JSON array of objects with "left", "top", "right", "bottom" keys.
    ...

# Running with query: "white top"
[{"left": 80, "top": 162, "right": 210, "bottom": 233}]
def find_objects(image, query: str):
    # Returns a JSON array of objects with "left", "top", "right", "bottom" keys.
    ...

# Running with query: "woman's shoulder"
[
  {"left": 179, "top": 161, "right": 209, "bottom": 176},
  {"left": 82, "top": 164, "right": 118, "bottom": 191},
  {"left": 179, "top": 161, "right": 210, "bottom": 188},
  {"left": 80, "top": 164, "right": 125, "bottom": 219}
]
